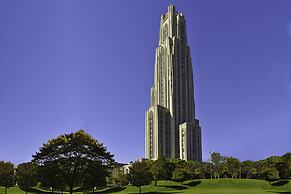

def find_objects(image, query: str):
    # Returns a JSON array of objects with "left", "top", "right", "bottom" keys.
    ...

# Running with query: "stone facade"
[
  {"left": 145, "top": 5, "right": 202, "bottom": 162},
  {"left": 179, "top": 120, "right": 202, "bottom": 161}
]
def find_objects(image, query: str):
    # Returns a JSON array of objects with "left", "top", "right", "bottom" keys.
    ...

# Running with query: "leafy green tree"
[
  {"left": 199, "top": 162, "right": 211, "bottom": 179},
  {"left": 281, "top": 153, "right": 291, "bottom": 179},
  {"left": 265, "top": 156, "right": 284, "bottom": 178},
  {"left": 251, "top": 167, "right": 258, "bottom": 179},
  {"left": 168, "top": 158, "right": 187, "bottom": 177},
  {"left": 16, "top": 163, "right": 37, "bottom": 194},
  {"left": 113, "top": 170, "right": 129, "bottom": 187},
  {"left": 169, "top": 158, "right": 187, "bottom": 169},
  {"left": 241, "top": 160, "right": 255, "bottom": 179},
  {"left": 210, "top": 152, "right": 225, "bottom": 179},
  {"left": 32, "top": 130, "right": 114, "bottom": 194},
  {"left": 185, "top": 160, "right": 201, "bottom": 179},
  {"left": 128, "top": 161, "right": 152, "bottom": 194},
  {"left": 82, "top": 162, "right": 108, "bottom": 192},
  {"left": 226, "top": 157, "right": 241, "bottom": 178},
  {"left": 172, "top": 167, "right": 189, "bottom": 186},
  {"left": 0, "top": 161, "right": 15, "bottom": 194},
  {"left": 150, "top": 157, "right": 171, "bottom": 186},
  {"left": 258, "top": 167, "right": 279, "bottom": 181},
  {"left": 37, "top": 162, "right": 65, "bottom": 192},
  {"left": 265, "top": 156, "right": 283, "bottom": 167}
]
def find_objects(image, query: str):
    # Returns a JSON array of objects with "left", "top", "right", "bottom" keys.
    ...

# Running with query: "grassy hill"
[
  {"left": 115, "top": 179, "right": 291, "bottom": 194},
  {"left": 1, "top": 179, "right": 291, "bottom": 194}
]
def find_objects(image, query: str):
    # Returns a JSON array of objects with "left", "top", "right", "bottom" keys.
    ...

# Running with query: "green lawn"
[
  {"left": 114, "top": 179, "right": 291, "bottom": 194},
  {"left": 1, "top": 179, "right": 291, "bottom": 194},
  {"left": 0, "top": 187, "right": 24, "bottom": 194}
]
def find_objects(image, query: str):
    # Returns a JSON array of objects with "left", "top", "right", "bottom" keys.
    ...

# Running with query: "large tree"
[
  {"left": 185, "top": 160, "right": 201, "bottom": 179},
  {"left": 226, "top": 157, "right": 241, "bottom": 179},
  {"left": 241, "top": 160, "right": 255, "bottom": 179},
  {"left": 113, "top": 170, "right": 129, "bottom": 187},
  {"left": 150, "top": 157, "right": 171, "bottom": 186},
  {"left": 37, "top": 161, "right": 65, "bottom": 192},
  {"left": 128, "top": 161, "right": 152, "bottom": 194},
  {"left": 200, "top": 162, "right": 212, "bottom": 179},
  {"left": 172, "top": 167, "right": 189, "bottom": 186},
  {"left": 0, "top": 161, "right": 15, "bottom": 194},
  {"left": 82, "top": 162, "right": 108, "bottom": 192},
  {"left": 282, "top": 153, "right": 291, "bottom": 178},
  {"left": 210, "top": 152, "right": 225, "bottom": 179},
  {"left": 16, "top": 163, "right": 37, "bottom": 194},
  {"left": 32, "top": 130, "right": 114, "bottom": 194}
]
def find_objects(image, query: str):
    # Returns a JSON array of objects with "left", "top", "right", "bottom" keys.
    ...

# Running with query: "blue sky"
[{"left": 0, "top": 0, "right": 290, "bottom": 164}]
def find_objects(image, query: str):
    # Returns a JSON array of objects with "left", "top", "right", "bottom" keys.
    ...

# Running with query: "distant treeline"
[
  {"left": 115, "top": 152, "right": 291, "bottom": 189},
  {"left": 201, "top": 152, "right": 291, "bottom": 180},
  {"left": 115, "top": 152, "right": 291, "bottom": 193}
]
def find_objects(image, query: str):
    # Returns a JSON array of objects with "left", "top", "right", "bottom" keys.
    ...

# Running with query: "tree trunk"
[
  {"left": 154, "top": 179, "right": 157, "bottom": 186},
  {"left": 69, "top": 185, "right": 73, "bottom": 194},
  {"left": 181, "top": 182, "right": 182, "bottom": 186},
  {"left": 93, "top": 187, "right": 94, "bottom": 193},
  {"left": 139, "top": 186, "right": 141, "bottom": 194},
  {"left": 5, "top": 187, "right": 7, "bottom": 194}
]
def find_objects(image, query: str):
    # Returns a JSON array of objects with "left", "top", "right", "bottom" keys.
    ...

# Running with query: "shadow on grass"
[
  {"left": 271, "top": 192, "right": 291, "bottom": 194},
  {"left": 162, "top": 185, "right": 187, "bottom": 190},
  {"left": 90, "top": 187, "right": 126, "bottom": 193},
  {"left": 271, "top": 180, "right": 290, "bottom": 186},
  {"left": 130, "top": 192, "right": 181, "bottom": 194},
  {"left": 22, "top": 188, "right": 51, "bottom": 194},
  {"left": 23, "top": 187, "right": 124, "bottom": 194},
  {"left": 185, "top": 180, "right": 201, "bottom": 187}
]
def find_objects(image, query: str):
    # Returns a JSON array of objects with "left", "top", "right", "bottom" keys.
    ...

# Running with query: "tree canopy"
[
  {"left": 0, "top": 161, "right": 15, "bottom": 194},
  {"left": 128, "top": 161, "right": 152, "bottom": 194},
  {"left": 32, "top": 130, "right": 114, "bottom": 194},
  {"left": 150, "top": 157, "right": 172, "bottom": 186},
  {"left": 172, "top": 167, "right": 189, "bottom": 186},
  {"left": 16, "top": 162, "right": 37, "bottom": 194}
]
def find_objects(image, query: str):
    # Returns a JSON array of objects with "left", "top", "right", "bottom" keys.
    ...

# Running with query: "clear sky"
[{"left": 0, "top": 0, "right": 291, "bottom": 164}]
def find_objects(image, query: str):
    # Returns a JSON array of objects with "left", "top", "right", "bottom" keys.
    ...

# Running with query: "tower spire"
[
  {"left": 145, "top": 5, "right": 202, "bottom": 162},
  {"left": 168, "top": 4, "right": 176, "bottom": 14}
]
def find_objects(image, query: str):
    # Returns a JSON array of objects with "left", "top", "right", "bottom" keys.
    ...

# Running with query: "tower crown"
[{"left": 168, "top": 4, "right": 176, "bottom": 14}]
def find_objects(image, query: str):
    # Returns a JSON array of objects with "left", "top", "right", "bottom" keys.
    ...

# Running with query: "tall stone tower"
[{"left": 145, "top": 5, "right": 202, "bottom": 162}]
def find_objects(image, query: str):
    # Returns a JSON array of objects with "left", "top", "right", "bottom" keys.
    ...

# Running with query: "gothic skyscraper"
[{"left": 145, "top": 5, "right": 202, "bottom": 162}]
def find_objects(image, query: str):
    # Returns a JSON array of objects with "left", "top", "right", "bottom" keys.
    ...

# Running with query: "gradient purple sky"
[{"left": 0, "top": 0, "right": 291, "bottom": 164}]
